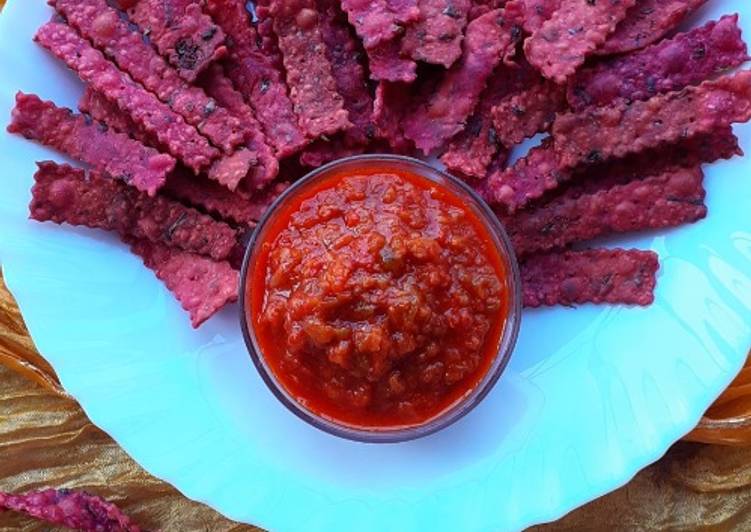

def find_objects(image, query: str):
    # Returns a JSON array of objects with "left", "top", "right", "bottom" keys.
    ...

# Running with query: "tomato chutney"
[{"left": 242, "top": 156, "right": 520, "bottom": 440}]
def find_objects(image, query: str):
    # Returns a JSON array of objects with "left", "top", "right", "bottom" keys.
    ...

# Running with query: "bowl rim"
[{"left": 238, "top": 154, "right": 523, "bottom": 443}]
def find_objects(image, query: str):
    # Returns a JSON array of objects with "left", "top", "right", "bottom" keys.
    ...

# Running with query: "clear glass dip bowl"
[{"left": 239, "top": 155, "right": 522, "bottom": 443}]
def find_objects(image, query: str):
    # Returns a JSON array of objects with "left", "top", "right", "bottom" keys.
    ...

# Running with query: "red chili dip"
[{"left": 248, "top": 165, "right": 510, "bottom": 430}]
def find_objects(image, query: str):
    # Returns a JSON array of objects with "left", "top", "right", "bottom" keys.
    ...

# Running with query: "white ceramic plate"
[{"left": 1, "top": 2, "right": 751, "bottom": 530}]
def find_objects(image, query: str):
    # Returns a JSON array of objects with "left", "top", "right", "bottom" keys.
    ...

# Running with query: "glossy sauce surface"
[{"left": 249, "top": 167, "right": 510, "bottom": 429}]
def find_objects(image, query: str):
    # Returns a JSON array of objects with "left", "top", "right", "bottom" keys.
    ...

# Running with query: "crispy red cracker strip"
[
  {"left": 524, "top": 0, "right": 636, "bottom": 84},
  {"left": 53, "top": 0, "right": 246, "bottom": 153},
  {"left": 340, "top": 0, "right": 420, "bottom": 49},
  {"left": 164, "top": 170, "right": 288, "bottom": 225},
  {"left": 401, "top": 0, "right": 470, "bottom": 68},
  {"left": 207, "top": 148, "right": 256, "bottom": 191},
  {"left": 299, "top": 139, "right": 368, "bottom": 167},
  {"left": 35, "top": 22, "right": 219, "bottom": 173},
  {"left": 318, "top": 0, "right": 375, "bottom": 145},
  {"left": 221, "top": 53, "right": 306, "bottom": 159},
  {"left": 228, "top": 225, "right": 256, "bottom": 271},
  {"left": 598, "top": 0, "right": 708, "bottom": 56},
  {"left": 367, "top": 38, "right": 418, "bottom": 83},
  {"left": 568, "top": 15, "right": 749, "bottom": 111},
  {"left": 469, "top": 0, "right": 506, "bottom": 20},
  {"left": 268, "top": 0, "right": 352, "bottom": 138},
  {"left": 491, "top": 79, "right": 565, "bottom": 146},
  {"left": 559, "top": 127, "right": 742, "bottom": 200},
  {"left": 0, "top": 489, "right": 142, "bottom": 532},
  {"left": 255, "top": 0, "right": 366, "bottom": 162},
  {"left": 441, "top": 113, "right": 505, "bottom": 180},
  {"left": 79, "top": 83, "right": 257, "bottom": 192},
  {"left": 451, "top": 145, "right": 509, "bottom": 187},
  {"left": 521, "top": 248, "right": 659, "bottom": 307},
  {"left": 79, "top": 86, "right": 257, "bottom": 194},
  {"left": 79, "top": 87, "right": 160, "bottom": 147},
  {"left": 205, "top": 0, "right": 307, "bottom": 158},
  {"left": 483, "top": 137, "right": 565, "bottom": 212},
  {"left": 554, "top": 70, "right": 751, "bottom": 170},
  {"left": 506, "top": 166, "right": 707, "bottom": 257},
  {"left": 473, "top": 148, "right": 511, "bottom": 187},
  {"left": 441, "top": 61, "right": 538, "bottom": 178},
  {"left": 254, "top": 0, "right": 286, "bottom": 69},
  {"left": 30, "top": 162, "right": 238, "bottom": 261},
  {"left": 127, "top": 0, "right": 226, "bottom": 82},
  {"left": 487, "top": 126, "right": 740, "bottom": 213},
  {"left": 199, "top": 64, "right": 279, "bottom": 189},
  {"left": 127, "top": 237, "right": 238, "bottom": 328},
  {"left": 492, "top": 127, "right": 739, "bottom": 211},
  {"left": 373, "top": 81, "right": 414, "bottom": 152},
  {"left": 205, "top": 0, "right": 256, "bottom": 47},
  {"left": 403, "top": 8, "right": 518, "bottom": 154},
  {"left": 503, "top": 0, "right": 560, "bottom": 33},
  {"left": 79, "top": 84, "right": 253, "bottom": 193},
  {"left": 9, "top": 93, "right": 174, "bottom": 196}
]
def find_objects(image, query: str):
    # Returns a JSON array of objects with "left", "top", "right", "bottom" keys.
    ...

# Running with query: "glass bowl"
[{"left": 239, "top": 155, "right": 522, "bottom": 443}]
